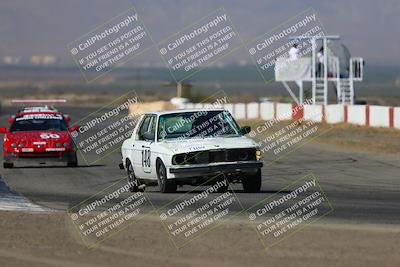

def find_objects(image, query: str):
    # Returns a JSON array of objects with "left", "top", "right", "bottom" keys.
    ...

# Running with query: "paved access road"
[{"left": 1, "top": 106, "right": 399, "bottom": 225}]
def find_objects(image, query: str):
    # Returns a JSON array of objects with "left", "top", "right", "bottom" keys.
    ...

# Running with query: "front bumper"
[
  {"left": 169, "top": 161, "right": 263, "bottom": 174},
  {"left": 4, "top": 151, "right": 76, "bottom": 163}
]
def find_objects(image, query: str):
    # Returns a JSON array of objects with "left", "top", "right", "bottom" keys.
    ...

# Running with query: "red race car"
[{"left": 0, "top": 100, "right": 79, "bottom": 168}]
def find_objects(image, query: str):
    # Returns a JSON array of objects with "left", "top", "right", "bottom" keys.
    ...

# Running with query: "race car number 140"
[{"left": 142, "top": 148, "right": 150, "bottom": 167}]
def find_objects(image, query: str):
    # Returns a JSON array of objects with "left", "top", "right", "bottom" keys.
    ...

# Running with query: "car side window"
[
  {"left": 137, "top": 116, "right": 151, "bottom": 140},
  {"left": 148, "top": 116, "right": 156, "bottom": 138}
]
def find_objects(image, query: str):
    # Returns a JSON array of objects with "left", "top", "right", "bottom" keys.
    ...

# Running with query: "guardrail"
[{"left": 181, "top": 102, "right": 400, "bottom": 130}]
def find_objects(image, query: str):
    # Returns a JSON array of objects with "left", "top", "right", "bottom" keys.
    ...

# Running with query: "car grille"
[{"left": 173, "top": 148, "right": 256, "bottom": 165}]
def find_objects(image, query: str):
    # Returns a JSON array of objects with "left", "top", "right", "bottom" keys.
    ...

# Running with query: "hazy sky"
[{"left": 0, "top": 0, "right": 399, "bottom": 65}]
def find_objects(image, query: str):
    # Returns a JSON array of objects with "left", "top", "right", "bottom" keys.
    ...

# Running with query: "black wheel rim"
[
  {"left": 128, "top": 164, "right": 135, "bottom": 184},
  {"left": 158, "top": 165, "right": 165, "bottom": 186}
]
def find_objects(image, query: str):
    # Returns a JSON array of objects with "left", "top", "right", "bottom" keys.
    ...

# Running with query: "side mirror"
[
  {"left": 64, "top": 115, "right": 71, "bottom": 123},
  {"left": 69, "top": 125, "right": 80, "bottom": 132},
  {"left": 143, "top": 131, "right": 155, "bottom": 141},
  {"left": 0, "top": 127, "right": 7, "bottom": 134},
  {"left": 241, "top": 126, "right": 251, "bottom": 135}
]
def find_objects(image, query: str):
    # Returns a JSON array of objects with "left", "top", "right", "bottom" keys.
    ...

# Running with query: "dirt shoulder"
[
  {"left": 0, "top": 211, "right": 399, "bottom": 267},
  {"left": 242, "top": 120, "right": 400, "bottom": 155},
  {"left": 313, "top": 123, "right": 400, "bottom": 155}
]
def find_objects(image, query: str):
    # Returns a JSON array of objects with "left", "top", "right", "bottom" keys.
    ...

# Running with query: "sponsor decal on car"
[
  {"left": 45, "top": 148, "right": 66, "bottom": 152},
  {"left": 15, "top": 114, "right": 63, "bottom": 121}
]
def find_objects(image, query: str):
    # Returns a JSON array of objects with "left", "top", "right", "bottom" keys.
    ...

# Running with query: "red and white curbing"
[{"left": 182, "top": 102, "right": 400, "bottom": 130}]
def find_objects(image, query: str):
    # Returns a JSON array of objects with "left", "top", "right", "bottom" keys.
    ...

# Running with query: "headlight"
[
  {"left": 63, "top": 142, "right": 69, "bottom": 147},
  {"left": 256, "top": 150, "right": 262, "bottom": 161},
  {"left": 238, "top": 151, "right": 249, "bottom": 161},
  {"left": 18, "top": 143, "right": 24, "bottom": 148},
  {"left": 56, "top": 143, "right": 62, "bottom": 147},
  {"left": 172, "top": 154, "right": 185, "bottom": 165},
  {"left": 11, "top": 143, "right": 17, "bottom": 148},
  {"left": 173, "top": 152, "right": 208, "bottom": 165}
]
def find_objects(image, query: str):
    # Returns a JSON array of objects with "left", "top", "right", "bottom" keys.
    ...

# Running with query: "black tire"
[
  {"left": 242, "top": 169, "right": 262, "bottom": 193},
  {"left": 216, "top": 179, "right": 229, "bottom": 193},
  {"left": 3, "top": 162, "right": 13, "bottom": 168},
  {"left": 67, "top": 153, "right": 78, "bottom": 167},
  {"left": 127, "top": 161, "right": 139, "bottom": 192},
  {"left": 157, "top": 160, "right": 176, "bottom": 193},
  {"left": 67, "top": 161, "right": 77, "bottom": 167}
]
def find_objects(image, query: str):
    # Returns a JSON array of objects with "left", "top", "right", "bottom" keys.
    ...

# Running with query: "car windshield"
[
  {"left": 10, "top": 115, "right": 67, "bottom": 132},
  {"left": 158, "top": 110, "right": 241, "bottom": 141}
]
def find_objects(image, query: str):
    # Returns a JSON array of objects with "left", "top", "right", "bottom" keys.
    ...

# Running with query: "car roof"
[
  {"left": 15, "top": 111, "right": 63, "bottom": 117},
  {"left": 18, "top": 106, "right": 59, "bottom": 113},
  {"left": 144, "top": 108, "right": 226, "bottom": 116}
]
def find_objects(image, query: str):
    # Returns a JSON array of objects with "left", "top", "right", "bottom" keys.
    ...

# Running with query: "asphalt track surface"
[{"left": 1, "top": 106, "right": 400, "bottom": 225}]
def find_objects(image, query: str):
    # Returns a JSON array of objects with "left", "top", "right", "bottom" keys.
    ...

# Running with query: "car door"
[
  {"left": 141, "top": 115, "right": 157, "bottom": 176},
  {"left": 131, "top": 115, "right": 151, "bottom": 178},
  {"left": 132, "top": 115, "right": 156, "bottom": 179}
]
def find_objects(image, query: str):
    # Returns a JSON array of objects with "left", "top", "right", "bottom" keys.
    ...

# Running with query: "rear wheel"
[
  {"left": 127, "top": 161, "right": 139, "bottom": 192},
  {"left": 242, "top": 169, "right": 262, "bottom": 193},
  {"left": 3, "top": 162, "right": 13, "bottom": 168},
  {"left": 157, "top": 160, "right": 176, "bottom": 193}
]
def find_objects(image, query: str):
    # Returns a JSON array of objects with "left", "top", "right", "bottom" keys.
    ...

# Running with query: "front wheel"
[
  {"left": 67, "top": 153, "right": 78, "bottom": 167},
  {"left": 3, "top": 162, "right": 13, "bottom": 168},
  {"left": 216, "top": 178, "right": 229, "bottom": 193},
  {"left": 242, "top": 169, "right": 262, "bottom": 193},
  {"left": 157, "top": 161, "right": 177, "bottom": 193}
]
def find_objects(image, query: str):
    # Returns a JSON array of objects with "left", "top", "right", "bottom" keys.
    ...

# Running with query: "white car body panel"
[{"left": 121, "top": 109, "right": 261, "bottom": 182}]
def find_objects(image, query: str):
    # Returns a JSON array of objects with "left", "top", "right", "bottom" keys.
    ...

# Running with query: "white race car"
[{"left": 120, "top": 108, "right": 263, "bottom": 193}]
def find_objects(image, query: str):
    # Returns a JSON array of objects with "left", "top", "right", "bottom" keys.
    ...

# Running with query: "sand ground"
[{"left": 0, "top": 211, "right": 399, "bottom": 267}]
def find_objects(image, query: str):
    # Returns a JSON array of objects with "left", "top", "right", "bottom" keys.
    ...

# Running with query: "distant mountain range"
[{"left": 0, "top": 0, "right": 399, "bottom": 66}]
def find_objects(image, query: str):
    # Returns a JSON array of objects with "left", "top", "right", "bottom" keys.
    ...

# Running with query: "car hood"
[
  {"left": 7, "top": 131, "right": 71, "bottom": 144},
  {"left": 160, "top": 136, "right": 258, "bottom": 154}
]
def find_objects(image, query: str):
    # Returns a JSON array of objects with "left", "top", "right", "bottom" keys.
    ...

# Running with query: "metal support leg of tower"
[
  {"left": 311, "top": 38, "right": 316, "bottom": 105},
  {"left": 323, "top": 38, "right": 328, "bottom": 105}
]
